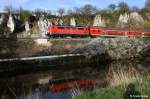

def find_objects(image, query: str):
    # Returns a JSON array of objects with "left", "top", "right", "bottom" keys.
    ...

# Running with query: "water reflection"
[
  {"left": 20, "top": 89, "right": 72, "bottom": 99},
  {"left": 0, "top": 61, "right": 149, "bottom": 99}
]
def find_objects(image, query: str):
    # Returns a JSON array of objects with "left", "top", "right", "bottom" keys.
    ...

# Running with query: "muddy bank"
[
  {"left": 0, "top": 39, "right": 91, "bottom": 58},
  {"left": 33, "top": 39, "right": 91, "bottom": 57},
  {"left": 1, "top": 38, "right": 149, "bottom": 60}
]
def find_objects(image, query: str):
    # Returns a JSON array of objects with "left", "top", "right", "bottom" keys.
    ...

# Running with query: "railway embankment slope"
[{"left": 72, "top": 38, "right": 150, "bottom": 61}]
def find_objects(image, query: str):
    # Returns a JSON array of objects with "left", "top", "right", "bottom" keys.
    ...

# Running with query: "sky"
[{"left": 0, "top": 0, "right": 147, "bottom": 13}]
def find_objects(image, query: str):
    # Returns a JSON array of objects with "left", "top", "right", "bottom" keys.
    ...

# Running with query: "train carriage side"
[
  {"left": 48, "top": 25, "right": 89, "bottom": 37},
  {"left": 103, "top": 29, "right": 126, "bottom": 37},
  {"left": 88, "top": 26, "right": 102, "bottom": 37},
  {"left": 142, "top": 31, "right": 150, "bottom": 37}
]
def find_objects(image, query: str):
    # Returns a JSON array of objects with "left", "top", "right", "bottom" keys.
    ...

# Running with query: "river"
[{"left": 0, "top": 60, "right": 149, "bottom": 99}]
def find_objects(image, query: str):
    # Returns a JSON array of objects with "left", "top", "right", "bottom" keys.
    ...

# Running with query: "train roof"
[{"left": 55, "top": 25, "right": 87, "bottom": 28}]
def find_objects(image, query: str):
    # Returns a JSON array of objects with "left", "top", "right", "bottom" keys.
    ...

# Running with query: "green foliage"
[
  {"left": 144, "top": 21, "right": 150, "bottom": 29},
  {"left": 118, "top": 2, "right": 130, "bottom": 14},
  {"left": 96, "top": 10, "right": 119, "bottom": 27},
  {"left": 20, "top": 9, "right": 31, "bottom": 22},
  {"left": 108, "top": 4, "right": 116, "bottom": 12}
]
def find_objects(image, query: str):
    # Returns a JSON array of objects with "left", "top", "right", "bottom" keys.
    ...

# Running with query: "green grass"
[{"left": 74, "top": 76, "right": 150, "bottom": 99}]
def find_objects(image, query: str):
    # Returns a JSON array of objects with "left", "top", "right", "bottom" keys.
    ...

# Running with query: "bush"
[
  {"left": 74, "top": 76, "right": 150, "bottom": 99},
  {"left": 20, "top": 9, "right": 31, "bottom": 22},
  {"left": 144, "top": 21, "right": 150, "bottom": 30}
]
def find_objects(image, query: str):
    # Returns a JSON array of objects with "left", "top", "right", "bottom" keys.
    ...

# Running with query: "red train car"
[
  {"left": 142, "top": 31, "right": 150, "bottom": 37},
  {"left": 48, "top": 25, "right": 102, "bottom": 37},
  {"left": 48, "top": 25, "right": 89, "bottom": 36},
  {"left": 47, "top": 25, "right": 150, "bottom": 37}
]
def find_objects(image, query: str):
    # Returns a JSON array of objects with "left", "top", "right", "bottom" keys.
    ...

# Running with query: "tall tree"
[
  {"left": 108, "top": 4, "right": 116, "bottom": 12},
  {"left": 145, "top": 0, "right": 150, "bottom": 11},
  {"left": 118, "top": 2, "right": 130, "bottom": 14},
  {"left": 80, "top": 4, "right": 97, "bottom": 15},
  {"left": 57, "top": 8, "right": 65, "bottom": 17},
  {"left": 131, "top": 6, "right": 140, "bottom": 12},
  {"left": 20, "top": 8, "right": 31, "bottom": 22}
]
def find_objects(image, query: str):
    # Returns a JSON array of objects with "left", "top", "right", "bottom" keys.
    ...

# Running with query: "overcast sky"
[{"left": 0, "top": 0, "right": 146, "bottom": 12}]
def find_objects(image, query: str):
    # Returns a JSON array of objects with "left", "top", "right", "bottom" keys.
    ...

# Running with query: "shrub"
[
  {"left": 144, "top": 21, "right": 150, "bottom": 30},
  {"left": 20, "top": 9, "right": 31, "bottom": 22}
]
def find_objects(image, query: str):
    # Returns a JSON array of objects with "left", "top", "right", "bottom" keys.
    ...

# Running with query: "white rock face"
[
  {"left": 93, "top": 15, "right": 106, "bottom": 27},
  {"left": 59, "top": 19, "right": 63, "bottom": 25},
  {"left": 54, "top": 18, "right": 59, "bottom": 25},
  {"left": 7, "top": 14, "right": 15, "bottom": 33},
  {"left": 117, "top": 12, "right": 144, "bottom": 28},
  {"left": 25, "top": 21, "right": 30, "bottom": 32},
  {"left": 117, "top": 13, "right": 129, "bottom": 28},
  {"left": 37, "top": 17, "right": 52, "bottom": 37},
  {"left": 0, "top": 14, "right": 5, "bottom": 25},
  {"left": 70, "top": 17, "right": 76, "bottom": 26},
  {"left": 34, "top": 39, "right": 49, "bottom": 46},
  {"left": 129, "top": 12, "right": 144, "bottom": 24},
  {"left": 73, "top": 38, "right": 147, "bottom": 60}
]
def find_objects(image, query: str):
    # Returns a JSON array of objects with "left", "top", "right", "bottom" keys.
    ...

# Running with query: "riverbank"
[
  {"left": 74, "top": 76, "right": 150, "bottom": 99},
  {"left": 0, "top": 38, "right": 91, "bottom": 58},
  {"left": 1, "top": 37, "right": 149, "bottom": 60}
]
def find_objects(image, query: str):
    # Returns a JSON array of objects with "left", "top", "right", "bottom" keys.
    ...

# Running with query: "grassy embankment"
[{"left": 74, "top": 66, "right": 150, "bottom": 99}]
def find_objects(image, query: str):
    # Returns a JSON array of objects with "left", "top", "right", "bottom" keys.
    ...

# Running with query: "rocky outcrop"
[
  {"left": 7, "top": 14, "right": 15, "bottom": 33},
  {"left": 93, "top": 15, "right": 106, "bottom": 27},
  {"left": 37, "top": 17, "right": 52, "bottom": 37},
  {"left": 72, "top": 38, "right": 150, "bottom": 60},
  {"left": 117, "top": 12, "right": 144, "bottom": 29},
  {"left": 59, "top": 19, "right": 63, "bottom": 25},
  {"left": 25, "top": 21, "right": 30, "bottom": 32},
  {"left": 70, "top": 17, "right": 76, "bottom": 26},
  {"left": 117, "top": 13, "right": 129, "bottom": 28},
  {"left": 0, "top": 14, "right": 5, "bottom": 25},
  {"left": 129, "top": 12, "right": 144, "bottom": 29}
]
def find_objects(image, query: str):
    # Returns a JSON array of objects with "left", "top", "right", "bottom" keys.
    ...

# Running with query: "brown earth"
[{"left": 15, "top": 39, "right": 92, "bottom": 58}]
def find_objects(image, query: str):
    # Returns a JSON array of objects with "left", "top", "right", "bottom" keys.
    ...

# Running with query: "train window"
[
  {"left": 58, "top": 27, "right": 64, "bottom": 29},
  {"left": 66, "top": 27, "right": 70, "bottom": 29},
  {"left": 78, "top": 28, "right": 84, "bottom": 30}
]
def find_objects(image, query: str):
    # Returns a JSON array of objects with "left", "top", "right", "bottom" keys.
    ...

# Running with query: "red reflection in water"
[{"left": 49, "top": 79, "right": 107, "bottom": 92}]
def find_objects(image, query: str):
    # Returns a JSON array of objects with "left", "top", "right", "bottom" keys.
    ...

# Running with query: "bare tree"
[
  {"left": 145, "top": 0, "right": 150, "bottom": 11},
  {"left": 34, "top": 8, "right": 44, "bottom": 19},
  {"left": 131, "top": 6, "right": 140, "bottom": 12},
  {"left": 4, "top": 5, "right": 16, "bottom": 14},
  {"left": 46, "top": 10, "right": 52, "bottom": 16},
  {"left": 67, "top": 9, "right": 74, "bottom": 15},
  {"left": 80, "top": 4, "right": 97, "bottom": 15},
  {"left": 57, "top": 8, "right": 65, "bottom": 17}
]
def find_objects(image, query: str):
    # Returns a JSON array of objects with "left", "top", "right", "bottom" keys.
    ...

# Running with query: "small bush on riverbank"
[
  {"left": 108, "top": 64, "right": 142, "bottom": 86},
  {"left": 74, "top": 76, "right": 150, "bottom": 99}
]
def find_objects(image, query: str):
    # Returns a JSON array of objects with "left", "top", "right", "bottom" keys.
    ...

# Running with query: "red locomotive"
[{"left": 47, "top": 25, "right": 150, "bottom": 37}]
